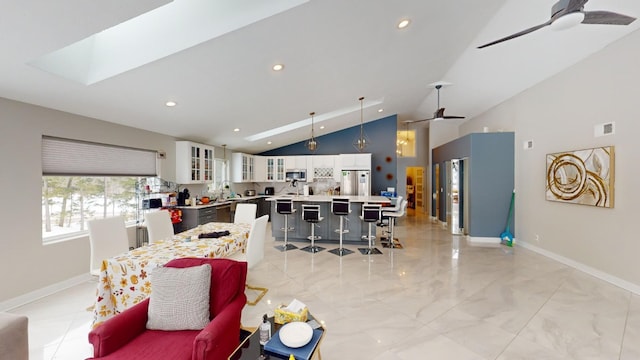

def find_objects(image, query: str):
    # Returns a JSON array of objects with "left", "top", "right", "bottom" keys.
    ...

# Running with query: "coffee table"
[{"left": 229, "top": 315, "right": 324, "bottom": 360}]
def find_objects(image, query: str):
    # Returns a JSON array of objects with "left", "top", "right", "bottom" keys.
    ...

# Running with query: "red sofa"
[{"left": 88, "top": 258, "right": 247, "bottom": 360}]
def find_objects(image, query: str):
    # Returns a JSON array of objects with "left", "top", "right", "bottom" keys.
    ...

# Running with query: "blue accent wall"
[
  {"left": 260, "top": 115, "right": 398, "bottom": 195},
  {"left": 432, "top": 132, "right": 514, "bottom": 238}
]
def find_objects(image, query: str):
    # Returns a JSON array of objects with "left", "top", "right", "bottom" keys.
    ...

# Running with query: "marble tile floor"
[{"left": 9, "top": 209, "right": 640, "bottom": 359}]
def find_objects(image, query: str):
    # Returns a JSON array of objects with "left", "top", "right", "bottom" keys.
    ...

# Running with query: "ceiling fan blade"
[
  {"left": 442, "top": 115, "right": 466, "bottom": 119},
  {"left": 477, "top": 20, "right": 552, "bottom": 49},
  {"left": 565, "top": 0, "right": 589, "bottom": 13},
  {"left": 403, "top": 118, "right": 432, "bottom": 124},
  {"left": 582, "top": 11, "right": 636, "bottom": 25}
]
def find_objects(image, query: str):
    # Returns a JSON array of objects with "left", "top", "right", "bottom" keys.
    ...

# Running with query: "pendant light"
[
  {"left": 306, "top": 112, "right": 318, "bottom": 152},
  {"left": 353, "top": 96, "right": 371, "bottom": 152}
]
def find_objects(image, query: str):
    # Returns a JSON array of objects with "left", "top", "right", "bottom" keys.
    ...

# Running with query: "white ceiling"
[{"left": 2, "top": 0, "right": 639, "bottom": 153}]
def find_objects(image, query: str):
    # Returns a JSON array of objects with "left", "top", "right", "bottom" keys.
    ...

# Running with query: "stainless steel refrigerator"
[{"left": 341, "top": 170, "right": 371, "bottom": 196}]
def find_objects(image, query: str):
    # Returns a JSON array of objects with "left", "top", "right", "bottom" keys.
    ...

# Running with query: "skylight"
[
  {"left": 29, "top": 0, "right": 309, "bottom": 85},
  {"left": 245, "top": 98, "right": 385, "bottom": 142}
]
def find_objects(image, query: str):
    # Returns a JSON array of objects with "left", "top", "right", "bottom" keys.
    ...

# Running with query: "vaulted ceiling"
[{"left": 2, "top": 0, "right": 639, "bottom": 153}]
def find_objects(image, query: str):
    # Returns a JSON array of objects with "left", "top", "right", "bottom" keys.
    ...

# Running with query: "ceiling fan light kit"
[{"left": 477, "top": 0, "right": 636, "bottom": 49}]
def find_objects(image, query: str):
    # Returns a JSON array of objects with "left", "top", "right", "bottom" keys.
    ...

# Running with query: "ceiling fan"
[
  {"left": 405, "top": 84, "right": 465, "bottom": 124},
  {"left": 477, "top": 0, "right": 636, "bottom": 49}
]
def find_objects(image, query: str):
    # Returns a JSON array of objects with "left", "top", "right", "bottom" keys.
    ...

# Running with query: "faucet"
[{"left": 291, "top": 179, "right": 299, "bottom": 196}]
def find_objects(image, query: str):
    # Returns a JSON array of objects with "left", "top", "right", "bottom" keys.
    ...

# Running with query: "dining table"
[{"left": 91, "top": 221, "right": 251, "bottom": 328}]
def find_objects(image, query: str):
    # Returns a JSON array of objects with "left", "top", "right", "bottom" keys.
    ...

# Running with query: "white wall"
[
  {"left": 459, "top": 30, "right": 640, "bottom": 290},
  {"left": 0, "top": 98, "right": 180, "bottom": 302}
]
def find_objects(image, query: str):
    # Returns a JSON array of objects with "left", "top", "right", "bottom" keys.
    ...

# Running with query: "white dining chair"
[
  {"left": 233, "top": 203, "right": 257, "bottom": 225},
  {"left": 87, "top": 216, "right": 130, "bottom": 276},
  {"left": 228, "top": 214, "right": 269, "bottom": 305},
  {"left": 144, "top": 210, "right": 175, "bottom": 244}
]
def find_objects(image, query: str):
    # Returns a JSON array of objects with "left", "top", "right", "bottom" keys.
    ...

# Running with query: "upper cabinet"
[
  {"left": 339, "top": 153, "right": 371, "bottom": 171},
  {"left": 285, "top": 155, "right": 307, "bottom": 170},
  {"left": 265, "top": 157, "right": 286, "bottom": 182},
  {"left": 231, "top": 153, "right": 255, "bottom": 183},
  {"left": 307, "top": 155, "right": 336, "bottom": 182},
  {"left": 176, "top": 141, "right": 214, "bottom": 184},
  {"left": 254, "top": 156, "right": 266, "bottom": 182}
]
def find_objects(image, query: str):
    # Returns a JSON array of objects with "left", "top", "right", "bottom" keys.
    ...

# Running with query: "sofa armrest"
[
  {"left": 192, "top": 293, "right": 247, "bottom": 360},
  {"left": 0, "top": 313, "right": 28, "bottom": 360},
  {"left": 88, "top": 299, "right": 150, "bottom": 358}
]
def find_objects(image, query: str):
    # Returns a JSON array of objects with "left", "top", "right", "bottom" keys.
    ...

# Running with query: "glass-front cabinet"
[
  {"left": 231, "top": 152, "right": 255, "bottom": 182},
  {"left": 176, "top": 141, "right": 215, "bottom": 184},
  {"left": 266, "top": 157, "right": 286, "bottom": 182}
]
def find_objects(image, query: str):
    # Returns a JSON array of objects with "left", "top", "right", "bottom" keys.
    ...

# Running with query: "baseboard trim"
[
  {"left": 0, "top": 273, "right": 92, "bottom": 312},
  {"left": 517, "top": 241, "right": 640, "bottom": 296},
  {"left": 466, "top": 236, "right": 501, "bottom": 245}
]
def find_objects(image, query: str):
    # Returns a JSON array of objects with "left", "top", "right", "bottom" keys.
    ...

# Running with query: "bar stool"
[
  {"left": 275, "top": 199, "right": 297, "bottom": 251},
  {"left": 382, "top": 199, "right": 408, "bottom": 249},
  {"left": 358, "top": 203, "right": 383, "bottom": 255},
  {"left": 300, "top": 204, "right": 325, "bottom": 253},
  {"left": 329, "top": 198, "right": 353, "bottom": 256},
  {"left": 378, "top": 196, "right": 403, "bottom": 240}
]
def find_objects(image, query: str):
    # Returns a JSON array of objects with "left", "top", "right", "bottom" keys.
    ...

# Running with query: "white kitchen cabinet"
[
  {"left": 339, "top": 153, "right": 371, "bottom": 171},
  {"left": 285, "top": 155, "right": 307, "bottom": 170},
  {"left": 231, "top": 153, "right": 255, "bottom": 182},
  {"left": 253, "top": 156, "right": 266, "bottom": 182},
  {"left": 176, "top": 141, "right": 214, "bottom": 184},
  {"left": 266, "top": 157, "right": 286, "bottom": 182},
  {"left": 307, "top": 155, "right": 335, "bottom": 182}
]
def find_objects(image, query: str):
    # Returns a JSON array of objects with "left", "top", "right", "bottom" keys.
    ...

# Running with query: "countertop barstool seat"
[
  {"left": 378, "top": 196, "right": 403, "bottom": 240},
  {"left": 359, "top": 203, "right": 383, "bottom": 255},
  {"left": 275, "top": 199, "right": 297, "bottom": 251},
  {"left": 329, "top": 198, "right": 353, "bottom": 256},
  {"left": 300, "top": 204, "right": 325, "bottom": 253},
  {"left": 381, "top": 199, "right": 408, "bottom": 249}
]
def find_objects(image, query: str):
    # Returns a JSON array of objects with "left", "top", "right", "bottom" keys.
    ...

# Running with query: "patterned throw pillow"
[{"left": 146, "top": 264, "right": 211, "bottom": 331}]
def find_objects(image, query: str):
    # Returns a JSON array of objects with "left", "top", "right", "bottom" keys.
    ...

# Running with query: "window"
[
  {"left": 213, "top": 158, "right": 228, "bottom": 191},
  {"left": 41, "top": 136, "right": 158, "bottom": 242},
  {"left": 42, "top": 176, "right": 139, "bottom": 241},
  {"left": 396, "top": 129, "right": 416, "bottom": 157}
]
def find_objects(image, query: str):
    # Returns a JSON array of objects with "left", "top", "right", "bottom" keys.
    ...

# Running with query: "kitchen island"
[{"left": 267, "top": 195, "right": 391, "bottom": 244}]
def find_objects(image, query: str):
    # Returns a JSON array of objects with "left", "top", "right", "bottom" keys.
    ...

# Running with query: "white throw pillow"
[{"left": 146, "top": 264, "right": 211, "bottom": 331}]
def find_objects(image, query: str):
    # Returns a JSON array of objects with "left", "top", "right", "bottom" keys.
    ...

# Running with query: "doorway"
[{"left": 406, "top": 166, "right": 425, "bottom": 213}]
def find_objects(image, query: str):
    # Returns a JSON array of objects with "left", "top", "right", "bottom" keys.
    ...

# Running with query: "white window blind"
[{"left": 42, "top": 136, "right": 157, "bottom": 176}]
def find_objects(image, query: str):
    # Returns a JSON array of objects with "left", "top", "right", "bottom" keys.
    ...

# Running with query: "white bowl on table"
[{"left": 278, "top": 321, "right": 313, "bottom": 348}]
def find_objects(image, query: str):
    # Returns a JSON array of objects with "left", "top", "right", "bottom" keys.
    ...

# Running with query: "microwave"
[{"left": 285, "top": 169, "right": 306, "bottom": 182}]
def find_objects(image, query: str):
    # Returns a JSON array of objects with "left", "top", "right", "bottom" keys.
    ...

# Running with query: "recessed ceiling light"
[
  {"left": 272, "top": 64, "right": 284, "bottom": 71},
  {"left": 165, "top": 101, "right": 177, "bottom": 107},
  {"left": 234, "top": 128, "right": 240, "bottom": 132},
  {"left": 320, "top": 125, "right": 325, "bottom": 130},
  {"left": 378, "top": 108, "right": 384, "bottom": 113},
  {"left": 397, "top": 19, "right": 410, "bottom": 29},
  {"left": 267, "top": 141, "right": 272, "bottom": 145}
]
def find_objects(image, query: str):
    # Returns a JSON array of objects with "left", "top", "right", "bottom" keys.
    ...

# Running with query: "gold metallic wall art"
[{"left": 546, "top": 146, "right": 614, "bottom": 208}]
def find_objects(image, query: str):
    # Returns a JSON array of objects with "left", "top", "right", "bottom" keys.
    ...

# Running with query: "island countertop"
[{"left": 265, "top": 195, "right": 391, "bottom": 203}]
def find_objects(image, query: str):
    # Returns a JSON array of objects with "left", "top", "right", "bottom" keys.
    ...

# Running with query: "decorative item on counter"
[
  {"left": 274, "top": 299, "right": 308, "bottom": 324},
  {"left": 259, "top": 314, "right": 271, "bottom": 345}
]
